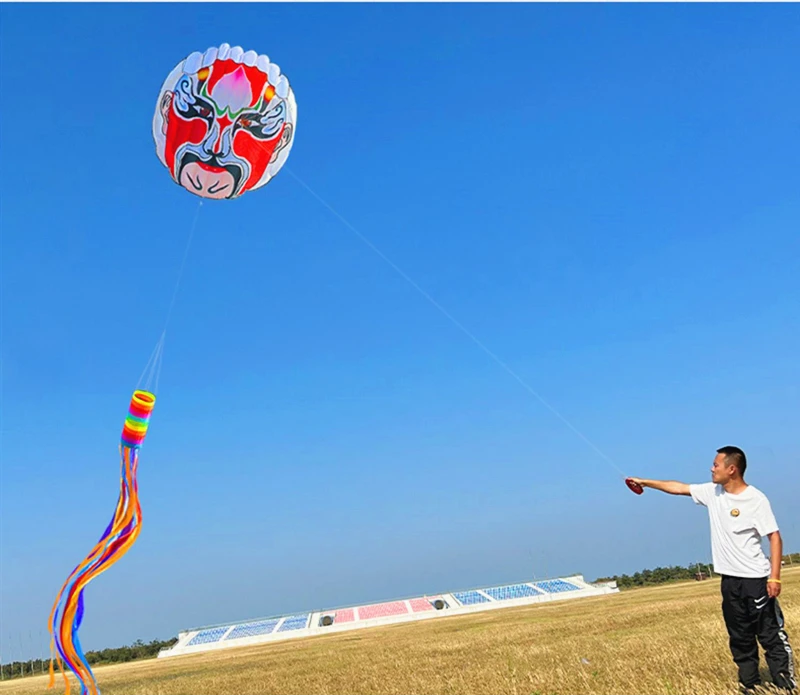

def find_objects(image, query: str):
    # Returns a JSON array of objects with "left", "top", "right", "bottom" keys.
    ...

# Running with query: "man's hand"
[
  {"left": 768, "top": 579, "right": 782, "bottom": 599},
  {"left": 627, "top": 479, "right": 691, "bottom": 496}
]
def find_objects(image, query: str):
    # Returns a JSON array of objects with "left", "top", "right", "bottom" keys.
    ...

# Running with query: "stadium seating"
[
  {"left": 224, "top": 619, "right": 280, "bottom": 641},
  {"left": 357, "top": 601, "right": 409, "bottom": 620},
  {"left": 161, "top": 574, "right": 617, "bottom": 659},
  {"left": 408, "top": 598, "right": 437, "bottom": 612},
  {"left": 277, "top": 614, "right": 310, "bottom": 631},
  {"left": 333, "top": 608, "right": 355, "bottom": 623},
  {"left": 483, "top": 583, "right": 543, "bottom": 601},
  {"left": 452, "top": 590, "right": 491, "bottom": 606},
  {"left": 186, "top": 626, "right": 228, "bottom": 646},
  {"left": 532, "top": 579, "right": 579, "bottom": 593}
]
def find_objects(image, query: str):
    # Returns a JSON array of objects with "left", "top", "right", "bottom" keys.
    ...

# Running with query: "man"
[{"left": 629, "top": 446, "right": 796, "bottom": 693}]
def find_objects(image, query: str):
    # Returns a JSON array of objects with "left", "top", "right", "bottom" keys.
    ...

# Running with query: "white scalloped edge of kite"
[{"left": 182, "top": 43, "right": 291, "bottom": 100}]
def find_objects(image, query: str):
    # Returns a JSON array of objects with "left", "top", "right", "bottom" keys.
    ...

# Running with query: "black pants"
[{"left": 721, "top": 575, "right": 797, "bottom": 691}]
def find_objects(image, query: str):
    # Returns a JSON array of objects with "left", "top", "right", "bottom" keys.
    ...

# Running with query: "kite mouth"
[{"left": 178, "top": 152, "right": 243, "bottom": 198}]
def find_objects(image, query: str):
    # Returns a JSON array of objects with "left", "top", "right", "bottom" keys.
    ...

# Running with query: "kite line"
[{"left": 285, "top": 167, "right": 627, "bottom": 479}]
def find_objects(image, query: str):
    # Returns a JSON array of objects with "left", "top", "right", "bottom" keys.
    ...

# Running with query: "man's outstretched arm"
[{"left": 627, "top": 478, "right": 691, "bottom": 496}]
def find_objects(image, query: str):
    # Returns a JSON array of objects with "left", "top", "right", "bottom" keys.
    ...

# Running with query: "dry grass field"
[{"left": 4, "top": 568, "right": 798, "bottom": 695}]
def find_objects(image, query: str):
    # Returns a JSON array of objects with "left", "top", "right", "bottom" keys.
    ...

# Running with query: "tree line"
[
  {"left": 594, "top": 562, "right": 715, "bottom": 588},
  {"left": 3, "top": 553, "right": 798, "bottom": 679},
  {"left": 593, "top": 553, "right": 800, "bottom": 590},
  {"left": 0, "top": 638, "right": 177, "bottom": 681}
]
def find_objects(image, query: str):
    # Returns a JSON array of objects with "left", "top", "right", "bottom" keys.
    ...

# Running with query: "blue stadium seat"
[
  {"left": 453, "top": 591, "right": 491, "bottom": 605},
  {"left": 277, "top": 614, "right": 310, "bottom": 632},
  {"left": 483, "top": 583, "right": 543, "bottom": 601},
  {"left": 532, "top": 579, "right": 579, "bottom": 593},
  {"left": 187, "top": 626, "right": 229, "bottom": 646},
  {"left": 224, "top": 619, "right": 280, "bottom": 640}
]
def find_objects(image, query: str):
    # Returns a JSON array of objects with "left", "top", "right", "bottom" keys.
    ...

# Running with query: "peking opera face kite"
[
  {"left": 47, "top": 44, "right": 297, "bottom": 695},
  {"left": 152, "top": 43, "right": 297, "bottom": 200}
]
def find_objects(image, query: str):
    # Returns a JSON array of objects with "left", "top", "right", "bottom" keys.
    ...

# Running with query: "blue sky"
[{"left": 2, "top": 3, "right": 799, "bottom": 661}]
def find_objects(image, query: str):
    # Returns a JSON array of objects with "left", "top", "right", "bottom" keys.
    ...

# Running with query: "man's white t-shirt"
[{"left": 689, "top": 482, "right": 779, "bottom": 578}]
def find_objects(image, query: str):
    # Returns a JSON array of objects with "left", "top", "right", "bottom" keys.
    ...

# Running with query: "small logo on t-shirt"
[{"left": 730, "top": 509, "right": 740, "bottom": 517}]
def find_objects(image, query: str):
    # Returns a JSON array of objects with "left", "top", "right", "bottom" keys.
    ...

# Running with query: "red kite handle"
[{"left": 625, "top": 478, "right": 644, "bottom": 495}]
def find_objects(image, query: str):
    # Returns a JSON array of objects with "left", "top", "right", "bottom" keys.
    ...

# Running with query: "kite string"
[
  {"left": 137, "top": 199, "right": 203, "bottom": 395},
  {"left": 141, "top": 337, "right": 164, "bottom": 395},
  {"left": 135, "top": 336, "right": 164, "bottom": 392},
  {"left": 284, "top": 167, "right": 626, "bottom": 478},
  {"left": 161, "top": 200, "right": 203, "bottom": 339}
]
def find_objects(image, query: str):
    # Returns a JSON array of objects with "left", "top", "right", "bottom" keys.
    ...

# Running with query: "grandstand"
[{"left": 158, "top": 574, "right": 619, "bottom": 658}]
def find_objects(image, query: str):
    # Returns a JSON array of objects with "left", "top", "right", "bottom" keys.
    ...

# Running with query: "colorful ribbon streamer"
[{"left": 48, "top": 390, "right": 156, "bottom": 695}]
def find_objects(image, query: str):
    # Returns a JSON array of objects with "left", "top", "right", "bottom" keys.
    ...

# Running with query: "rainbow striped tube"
[
  {"left": 121, "top": 390, "right": 156, "bottom": 448},
  {"left": 48, "top": 390, "right": 156, "bottom": 695}
]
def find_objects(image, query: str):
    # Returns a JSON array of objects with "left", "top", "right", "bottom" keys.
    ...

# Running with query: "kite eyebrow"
[{"left": 257, "top": 101, "right": 287, "bottom": 139}]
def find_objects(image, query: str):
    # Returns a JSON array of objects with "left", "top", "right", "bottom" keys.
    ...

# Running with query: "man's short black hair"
[{"left": 717, "top": 446, "right": 747, "bottom": 476}]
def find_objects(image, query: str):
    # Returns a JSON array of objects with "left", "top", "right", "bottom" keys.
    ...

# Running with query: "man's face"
[
  {"left": 711, "top": 453, "right": 734, "bottom": 484},
  {"left": 156, "top": 51, "right": 295, "bottom": 200}
]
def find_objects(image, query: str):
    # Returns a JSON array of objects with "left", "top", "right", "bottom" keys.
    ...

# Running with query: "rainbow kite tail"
[{"left": 47, "top": 390, "right": 155, "bottom": 695}]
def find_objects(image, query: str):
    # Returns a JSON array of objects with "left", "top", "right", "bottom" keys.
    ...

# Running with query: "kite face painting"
[
  {"left": 47, "top": 391, "right": 155, "bottom": 695},
  {"left": 152, "top": 43, "right": 297, "bottom": 200}
]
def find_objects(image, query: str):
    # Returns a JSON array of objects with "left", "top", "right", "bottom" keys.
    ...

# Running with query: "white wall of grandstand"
[{"left": 158, "top": 575, "right": 620, "bottom": 658}]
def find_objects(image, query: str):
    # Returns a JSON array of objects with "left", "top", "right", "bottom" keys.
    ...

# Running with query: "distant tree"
[
  {"left": 0, "top": 638, "right": 178, "bottom": 679},
  {"left": 593, "top": 560, "right": 731, "bottom": 590}
]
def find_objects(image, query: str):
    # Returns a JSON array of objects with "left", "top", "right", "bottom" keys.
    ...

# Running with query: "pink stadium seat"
[
  {"left": 409, "top": 598, "right": 436, "bottom": 612},
  {"left": 334, "top": 608, "right": 355, "bottom": 623},
  {"left": 358, "top": 601, "right": 409, "bottom": 620}
]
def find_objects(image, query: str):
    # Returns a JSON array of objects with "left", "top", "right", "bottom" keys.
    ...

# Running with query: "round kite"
[{"left": 152, "top": 43, "right": 297, "bottom": 200}]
